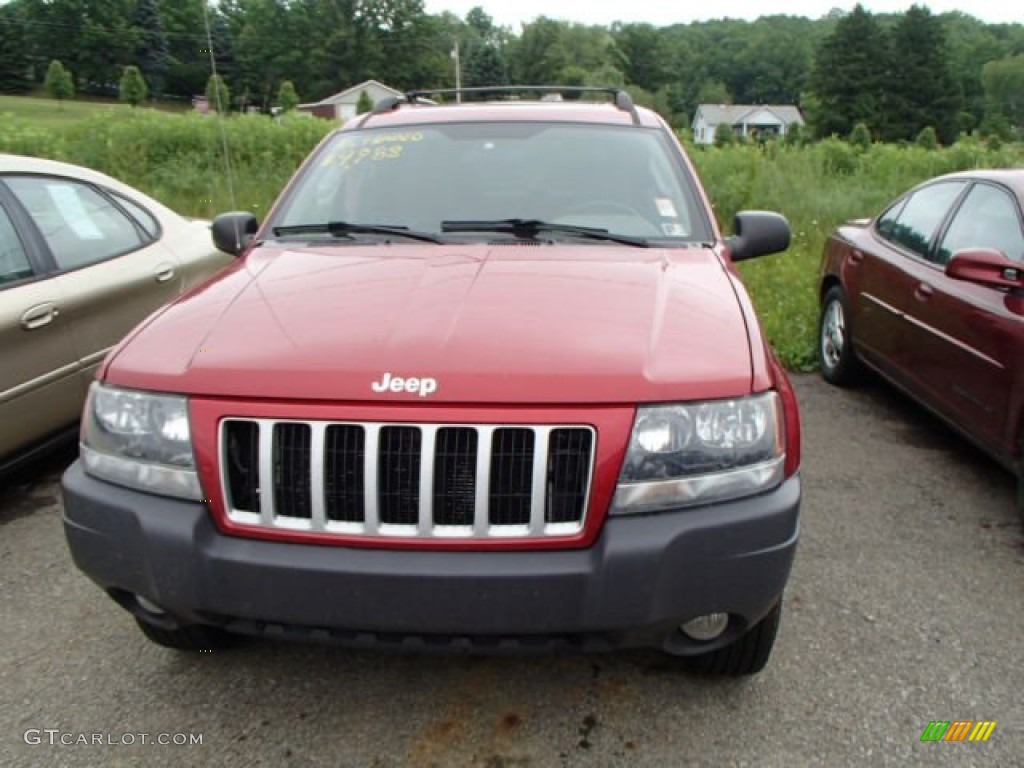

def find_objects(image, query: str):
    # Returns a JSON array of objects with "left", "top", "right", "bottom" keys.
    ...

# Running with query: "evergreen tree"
[
  {"left": 884, "top": 6, "right": 961, "bottom": 144},
  {"left": 44, "top": 60, "right": 74, "bottom": 106},
  {"left": 0, "top": 6, "right": 31, "bottom": 94},
  {"left": 134, "top": 0, "right": 170, "bottom": 98},
  {"left": 119, "top": 65, "right": 149, "bottom": 107},
  {"left": 809, "top": 5, "right": 889, "bottom": 138},
  {"left": 277, "top": 80, "right": 299, "bottom": 112},
  {"left": 356, "top": 90, "right": 373, "bottom": 114},
  {"left": 463, "top": 42, "right": 508, "bottom": 87},
  {"left": 981, "top": 54, "right": 1024, "bottom": 137},
  {"left": 205, "top": 73, "right": 230, "bottom": 113}
]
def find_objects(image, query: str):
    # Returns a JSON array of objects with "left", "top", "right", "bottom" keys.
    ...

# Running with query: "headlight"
[
  {"left": 612, "top": 393, "right": 785, "bottom": 514},
  {"left": 80, "top": 382, "right": 201, "bottom": 500}
]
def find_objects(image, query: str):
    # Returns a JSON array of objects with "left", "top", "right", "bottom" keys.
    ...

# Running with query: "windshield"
[{"left": 271, "top": 121, "right": 713, "bottom": 244}]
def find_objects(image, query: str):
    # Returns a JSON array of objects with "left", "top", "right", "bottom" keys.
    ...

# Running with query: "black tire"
[
  {"left": 687, "top": 601, "right": 782, "bottom": 676},
  {"left": 818, "top": 285, "right": 861, "bottom": 386},
  {"left": 1016, "top": 469, "right": 1024, "bottom": 524},
  {"left": 135, "top": 618, "right": 239, "bottom": 651}
]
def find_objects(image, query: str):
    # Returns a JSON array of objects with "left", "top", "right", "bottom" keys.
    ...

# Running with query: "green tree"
[
  {"left": 277, "top": 79, "right": 299, "bottom": 112},
  {"left": 713, "top": 122, "right": 735, "bottom": 147},
  {"left": 205, "top": 73, "right": 230, "bottom": 113},
  {"left": 160, "top": 0, "right": 214, "bottom": 98},
  {"left": 809, "top": 4, "right": 890, "bottom": 139},
  {"left": 981, "top": 54, "right": 1024, "bottom": 136},
  {"left": 463, "top": 41, "right": 508, "bottom": 87},
  {"left": 884, "top": 6, "right": 961, "bottom": 144},
  {"left": 44, "top": 59, "right": 74, "bottom": 106},
  {"left": 134, "top": 0, "right": 169, "bottom": 98},
  {"left": 916, "top": 126, "right": 939, "bottom": 149},
  {"left": 849, "top": 121, "right": 872, "bottom": 150},
  {"left": 0, "top": 6, "right": 31, "bottom": 94},
  {"left": 356, "top": 89, "right": 373, "bottom": 114},
  {"left": 119, "top": 65, "right": 148, "bottom": 107}
]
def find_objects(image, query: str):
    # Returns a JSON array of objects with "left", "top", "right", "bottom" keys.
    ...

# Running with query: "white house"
[
  {"left": 297, "top": 79, "right": 403, "bottom": 121},
  {"left": 692, "top": 104, "right": 805, "bottom": 145}
]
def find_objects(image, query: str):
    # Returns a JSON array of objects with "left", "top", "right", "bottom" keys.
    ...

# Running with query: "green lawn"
[{"left": 0, "top": 94, "right": 188, "bottom": 125}]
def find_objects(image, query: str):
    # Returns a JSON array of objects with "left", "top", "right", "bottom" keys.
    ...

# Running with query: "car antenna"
[{"left": 201, "top": 3, "right": 241, "bottom": 250}]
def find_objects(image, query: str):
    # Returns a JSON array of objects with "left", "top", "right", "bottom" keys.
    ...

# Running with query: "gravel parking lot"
[{"left": 1, "top": 374, "right": 1021, "bottom": 767}]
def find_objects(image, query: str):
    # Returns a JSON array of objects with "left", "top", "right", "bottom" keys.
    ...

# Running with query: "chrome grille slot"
[
  {"left": 489, "top": 428, "right": 534, "bottom": 526},
  {"left": 378, "top": 426, "right": 421, "bottom": 526},
  {"left": 325, "top": 425, "right": 365, "bottom": 523},
  {"left": 273, "top": 423, "right": 312, "bottom": 519},
  {"left": 433, "top": 428, "right": 478, "bottom": 526},
  {"left": 547, "top": 429, "right": 593, "bottom": 524},
  {"left": 219, "top": 419, "right": 595, "bottom": 540}
]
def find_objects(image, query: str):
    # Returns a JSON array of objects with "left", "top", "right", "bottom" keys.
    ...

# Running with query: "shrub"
[
  {"left": 119, "top": 65, "right": 148, "bottom": 107},
  {"left": 916, "top": 126, "right": 939, "bottom": 150},
  {"left": 849, "top": 122, "right": 872, "bottom": 151},
  {"left": 44, "top": 60, "right": 74, "bottom": 105}
]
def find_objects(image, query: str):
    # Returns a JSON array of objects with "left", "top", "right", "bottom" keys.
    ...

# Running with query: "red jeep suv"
[{"left": 62, "top": 88, "right": 801, "bottom": 675}]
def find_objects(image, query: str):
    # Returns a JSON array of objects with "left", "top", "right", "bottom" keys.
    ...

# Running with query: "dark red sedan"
[{"left": 817, "top": 170, "right": 1024, "bottom": 516}]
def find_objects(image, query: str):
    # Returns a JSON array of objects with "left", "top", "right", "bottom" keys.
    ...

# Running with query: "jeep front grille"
[{"left": 220, "top": 420, "right": 595, "bottom": 539}]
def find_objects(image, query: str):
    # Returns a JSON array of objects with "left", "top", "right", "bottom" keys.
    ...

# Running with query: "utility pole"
[{"left": 452, "top": 40, "right": 461, "bottom": 102}]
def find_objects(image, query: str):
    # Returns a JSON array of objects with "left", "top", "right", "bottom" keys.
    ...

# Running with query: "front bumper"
[{"left": 62, "top": 461, "right": 800, "bottom": 654}]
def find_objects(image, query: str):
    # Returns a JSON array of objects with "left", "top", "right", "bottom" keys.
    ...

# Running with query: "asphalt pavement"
[{"left": 1, "top": 374, "right": 1021, "bottom": 767}]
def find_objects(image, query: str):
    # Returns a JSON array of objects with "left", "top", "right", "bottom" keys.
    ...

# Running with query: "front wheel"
[
  {"left": 135, "top": 618, "right": 239, "bottom": 651},
  {"left": 686, "top": 601, "right": 782, "bottom": 676},
  {"left": 819, "top": 285, "right": 861, "bottom": 386}
]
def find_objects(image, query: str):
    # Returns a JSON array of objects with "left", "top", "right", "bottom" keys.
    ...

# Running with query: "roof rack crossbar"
[{"left": 398, "top": 86, "right": 642, "bottom": 126}]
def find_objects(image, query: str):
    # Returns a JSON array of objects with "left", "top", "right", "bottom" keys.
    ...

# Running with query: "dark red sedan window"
[
  {"left": 883, "top": 181, "right": 965, "bottom": 258},
  {"left": 938, "top": 183, "right": 1024, "bottom": 264}
]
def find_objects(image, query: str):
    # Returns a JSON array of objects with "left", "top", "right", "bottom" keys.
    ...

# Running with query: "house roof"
[
  {"left": 694, "top": 104, "right": 805, "bottom": 126},
  {"left": 304, "top": 79, "right": 403, "bottom": 107}
]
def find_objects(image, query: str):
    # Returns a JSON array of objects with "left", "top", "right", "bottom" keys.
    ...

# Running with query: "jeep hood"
[{"left": 104, "top": 244, "right": 767, "bottom": 403}]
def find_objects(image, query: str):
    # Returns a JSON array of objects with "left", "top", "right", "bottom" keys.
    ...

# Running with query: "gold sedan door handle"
[
  {"left": 154, "top": 264, "right": 176, "bottom": 283},
  {"left": 20, "top": 302, "right": 59, "bottom": 330}
]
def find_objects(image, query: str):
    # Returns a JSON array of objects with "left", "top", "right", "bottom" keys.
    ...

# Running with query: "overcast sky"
[{"left": 423, "top": 1, "right": 1018, "bottom": 28}]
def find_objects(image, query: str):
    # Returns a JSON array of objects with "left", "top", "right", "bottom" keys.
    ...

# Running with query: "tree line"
[{"left": 0, "top": 1, "right": 1021, "bottom": 142}]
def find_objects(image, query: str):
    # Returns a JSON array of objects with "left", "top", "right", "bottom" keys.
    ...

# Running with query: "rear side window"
[
  {"left": 938, "top": 183, "right": 1024, "bottom": 264},
  {"left": 110, "top": 191, "right": 161, "bottom": 240},
  {"left": 882, "top": 182, "right": 965, "bottom": 259},
  {"left": 0, "top": 204, "right": 33, "bottom": 287},
  {"left": 6, "top": 176, "right": 146, "bottom": 271}
]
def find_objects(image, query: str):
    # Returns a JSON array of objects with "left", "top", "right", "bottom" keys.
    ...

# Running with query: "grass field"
[
  {"left": 0, "top": 93, "right": 189, "bottom": 125},
  {"left": 1, "top": 95, "right": 1021, "bottom": 370}
]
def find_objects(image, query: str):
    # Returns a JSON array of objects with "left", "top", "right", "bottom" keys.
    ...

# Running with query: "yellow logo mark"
[{"left": 968, "top": 721, "right": 997, "bottom": 742}]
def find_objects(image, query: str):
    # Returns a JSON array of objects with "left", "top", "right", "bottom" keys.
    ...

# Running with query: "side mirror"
[
  {"left": 946, "top": 248, "right": 1023, "bottom": 290},
  {"left": 727, "top": 211, "right": 791, "bottom": 262},
  {"left": 211, "top": 212, "right": 260, "bottom": 257}
]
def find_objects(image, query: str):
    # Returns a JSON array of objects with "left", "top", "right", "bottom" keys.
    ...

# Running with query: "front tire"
[
  {"left": 686, "top": 601, "right": 782, "bottom": 676},
  {"left": 135, "top": 618, "right": 238, "bottom": 651},
  {"left": 819, "top": 285, "right": 861, "bottom": 386}
]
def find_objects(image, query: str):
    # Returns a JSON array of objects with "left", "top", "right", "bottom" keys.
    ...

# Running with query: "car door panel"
[
  {"left": 56, "top": 240, "right": 182, "bottom": 389},
  {"left": 5, "top": 174, "right": 183, "bottom": 393},
  {"left": 910, "top": 182, "right": 1024, "bottom": 456},
  {"left": 0, "top": 197, "right": 82, "bottom": 461},
  {"left": 862, "top": 182, "right": 968, "bottom": 403}
]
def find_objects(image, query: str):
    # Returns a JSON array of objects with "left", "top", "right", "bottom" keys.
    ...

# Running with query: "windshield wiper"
[
  {"left": 441, "top": 218, "right": 650, "bottom": 248},
  {"left": 272, "top": 221, "right": 444, "bottom": 244}
]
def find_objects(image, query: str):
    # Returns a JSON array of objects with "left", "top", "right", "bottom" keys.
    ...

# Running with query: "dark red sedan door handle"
[{"left": 915, "top": 282, "right": 934, "bottom": 300}]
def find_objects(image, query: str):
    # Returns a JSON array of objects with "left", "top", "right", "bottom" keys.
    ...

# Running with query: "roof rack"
[{"left": 364, "top": 86, "right": 641, "bottom": 126}]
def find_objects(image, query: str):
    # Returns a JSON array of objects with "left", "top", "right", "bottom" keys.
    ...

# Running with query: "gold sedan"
[{"left": 0, "top": 154, "right": 232, "bottom": 474}]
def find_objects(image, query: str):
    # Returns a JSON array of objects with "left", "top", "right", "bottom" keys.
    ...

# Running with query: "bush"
[
  {"left": 119, "top": 65, "right": 148, "bottom": 107},
  {"left": 849, "top": 122, "right": 872, "bottom": 151},
  {"left": 916, "top": 126, "right": 939, "bottom": 150}
]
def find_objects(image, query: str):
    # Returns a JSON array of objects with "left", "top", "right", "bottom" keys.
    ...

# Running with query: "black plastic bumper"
[{"left": 62, "top": 461, "right": 800, "bottom": 653}]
